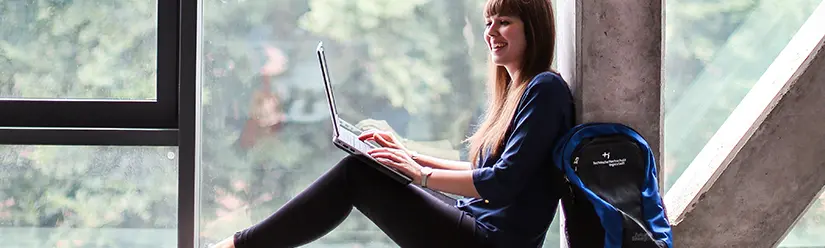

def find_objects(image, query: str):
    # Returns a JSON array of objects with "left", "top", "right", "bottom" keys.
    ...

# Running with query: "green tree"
[
  {"left": 0, "top": 0, "right": 157, "bottom": 99},
  {"left": 0, "top": 146, "right": 177, "bottom": 247}
]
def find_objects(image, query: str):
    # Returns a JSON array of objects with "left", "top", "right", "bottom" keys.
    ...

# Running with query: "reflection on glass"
[
  {"left": 0, "top": 146, "right": 178, "bottom": 247},
  {"left": 198, "top": 0, "right": 560, "bottom": 247},
  {"left": 779, "top": 190, "right": 825, "bottom": 247},
  {"left": 0, "top": 1, "right": 158, "bottom": 99},
  {"left": 663, "top": 0, "right": 823, "bottom": 191}
]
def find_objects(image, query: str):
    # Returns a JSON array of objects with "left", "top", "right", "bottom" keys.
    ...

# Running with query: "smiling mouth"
[{"left": 492, "top": 43, "right": 507, "bottom": 51}]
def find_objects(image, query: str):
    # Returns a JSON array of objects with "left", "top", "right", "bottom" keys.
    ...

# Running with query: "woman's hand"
[
  {"left": 355, "top": 119, "right": 399, "bottom": 136},
  {"left": 358, "top": 130, "right": 411, "bottom": 155},
  {"left": 210, "top": 235, "right": 235, "bottom": 248},
  {"left": 367, "top": 147, "right": 422, "bottom": 184}
]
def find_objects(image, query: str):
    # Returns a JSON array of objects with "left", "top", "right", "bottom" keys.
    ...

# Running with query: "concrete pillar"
[
  {"left": 567, "top": 0, "right": 664, "bottom": 184},
  {"left": 671, "top": 28, "right": 825, "bottom": 248},
  {"left": 556, "top": 0, "right": 662, "bottom": 247}
]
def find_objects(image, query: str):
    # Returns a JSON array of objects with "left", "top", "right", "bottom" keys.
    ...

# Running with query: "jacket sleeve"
[{"left": 472, "top": 74, "right": 573, "bottom": 203}]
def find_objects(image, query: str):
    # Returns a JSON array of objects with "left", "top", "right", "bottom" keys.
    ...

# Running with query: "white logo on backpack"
[{"left": 593, "top": 150, "right": 626, "bottom": 167}]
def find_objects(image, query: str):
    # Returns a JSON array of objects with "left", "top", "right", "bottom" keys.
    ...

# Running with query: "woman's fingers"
[
  {"left": 369, "top": 150, "right": 404, "bottom": 162},
  {"left": 358, "top": 129, "right": 391, "bottom": 141},
  {"left": 359, "top": 130, "right": 404, "bottom": 149},
  {"left": 370, "top": 148, "right": 418, "bottom": 177},
  {"left": 375, "top": 157, "right": 401, "bottom": 167},
  {"left": 374, "top": 158, "right": 412, "bottom": 176},
  {"left": 384, "top": 147, "right": 408, "bottom": 158},
  {"left": 387, "top": 133, "right": 403, "bottom": 144},
  {"left": 374, "top": 155, "right": 414, "bottom": 177},
  {"left": 368, "top": 147, "right": 406, "bottom": 157},
  {"left": 357, "top": 129, "right": 379, "bottom": 141},
  {"left": 374, "top": 133, "right": 399, "bottom": 148}
]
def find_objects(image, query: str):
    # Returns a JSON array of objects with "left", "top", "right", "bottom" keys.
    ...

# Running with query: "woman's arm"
[
  {"left": 422, "top": 169, "right": 480, "bottom": 198},
  {"left": 368, "top": 147, "right": 479, "bottom": 198}
]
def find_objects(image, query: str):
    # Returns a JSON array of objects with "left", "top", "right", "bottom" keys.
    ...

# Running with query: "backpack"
[{"left": 552, "top": 123, "right": 673, "bottom": 248}]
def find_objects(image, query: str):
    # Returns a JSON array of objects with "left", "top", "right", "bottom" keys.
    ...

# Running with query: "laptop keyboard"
[{"left": 341, "top": 131, "right": 375, "bottom": 153}]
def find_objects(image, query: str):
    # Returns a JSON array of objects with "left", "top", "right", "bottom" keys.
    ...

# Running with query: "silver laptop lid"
[{"left": 316, "top": 42, "right": 340, "bottom": 138}]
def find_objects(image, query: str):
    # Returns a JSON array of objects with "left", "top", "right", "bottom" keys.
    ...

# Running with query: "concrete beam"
[{"left": 670, "top": 15, "right": 825, "bottom": 247}]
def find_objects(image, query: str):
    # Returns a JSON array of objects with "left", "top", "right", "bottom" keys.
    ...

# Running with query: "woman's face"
[{"left": 484, "top": 15, "right": 526, "bottom": 70}]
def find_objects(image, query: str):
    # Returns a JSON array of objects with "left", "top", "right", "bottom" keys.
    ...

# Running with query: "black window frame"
[
  {"left": 0, "top": 0, "right": 195, "bottom": 247},
  {"left": 0, "top": 0, "right": 180, "bottom": 130}
]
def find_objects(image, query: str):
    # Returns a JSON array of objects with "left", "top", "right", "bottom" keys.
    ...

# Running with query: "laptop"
[{"left": 316, "top": 41, "right": 413, "bottom": 184}]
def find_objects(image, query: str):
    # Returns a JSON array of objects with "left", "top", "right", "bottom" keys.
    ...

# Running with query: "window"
[
  {"left": 196, "top": 0, "right": 561, "bottom": 247},
  {"left": 779, "top": 189, "right": 825, "bottom": 247},
  {"left": 0, "top": 0, "right": 178, "bottom": 129},
  {"left": 0, "top": 0, "right": 184, "bottom": 247},
  {"left": 0, "top": 146, "right": 178, "bottom": 247},
  {"left": 663, "top": 0, "right": 824, "bottom": 192},
  {"left": 0, "top": 1, "right": 157, "bottom": 100}
]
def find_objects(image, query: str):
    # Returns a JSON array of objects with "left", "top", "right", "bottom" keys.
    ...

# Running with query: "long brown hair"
[{"left": 467, "top": 0, "right": 557, "bottom": 165}]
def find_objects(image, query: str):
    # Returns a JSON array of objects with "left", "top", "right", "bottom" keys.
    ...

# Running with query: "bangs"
[{"left": 484, "top": 0, "right": 521, "bottom": 17}]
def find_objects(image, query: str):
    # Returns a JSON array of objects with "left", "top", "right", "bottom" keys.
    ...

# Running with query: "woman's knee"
[
  {"left": 335, "top": 155, "right": 371, "bottom": 176},
  {"left": 335, "top": 155, "right": 390, "bottom": 183},
  {"left": 337, "top": 155, "right": 364, "bottom": 167}
]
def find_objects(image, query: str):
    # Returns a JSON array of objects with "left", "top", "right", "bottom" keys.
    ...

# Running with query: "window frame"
[
  {"left": 0, "top": 0, "right": 192, "bottom": 246},
  {"left": 178, "top": 0, "right": 198, "bottom": 247},
  {"left": 0, "top": 0, "right": 180, "bottom": 130}
]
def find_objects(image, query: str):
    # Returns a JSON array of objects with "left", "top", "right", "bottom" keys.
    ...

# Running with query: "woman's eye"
[
  {"left": 499, "top": 20, "right": 510, "bottom": 25},
  {"left": 485, "top": 22, "right": 492, "bottom": 27}
]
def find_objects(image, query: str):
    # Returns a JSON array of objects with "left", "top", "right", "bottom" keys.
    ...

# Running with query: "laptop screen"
[
  {"left": 315, "top": 42, "right": 410, "bottom": 137},
  {"left": 316, "top": 42, "right": 342, "bottom": 137}
]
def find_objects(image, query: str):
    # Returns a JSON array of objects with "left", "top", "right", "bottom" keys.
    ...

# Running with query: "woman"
[{"left": 214, "top": 0, "right": 573, "bottom": 246}]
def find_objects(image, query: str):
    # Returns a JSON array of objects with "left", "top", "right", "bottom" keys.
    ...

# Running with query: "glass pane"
[
  {"left": 0, "top": 146, "right": 178, "bottom": 247},
  {"left": 779, "top": 189, "right": 825, "bottom": 247},
  {"left": 662, "top": 0, "right": 824, "bottom": 191},
  {"left": 0, "top": 1, "right": 157, "bottom": 100},
  {"left": 198, "top": 0, "right": 560, "bottom": 247}
]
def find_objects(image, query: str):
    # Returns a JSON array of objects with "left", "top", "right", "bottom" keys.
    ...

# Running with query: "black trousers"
[{"left": 234, "top": 155, "right": 491, "bottom": 248}]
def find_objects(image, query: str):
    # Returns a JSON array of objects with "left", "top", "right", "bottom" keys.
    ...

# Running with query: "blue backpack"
[{"left": 552, "top": 123, "right": 673, "bottom": 248}]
